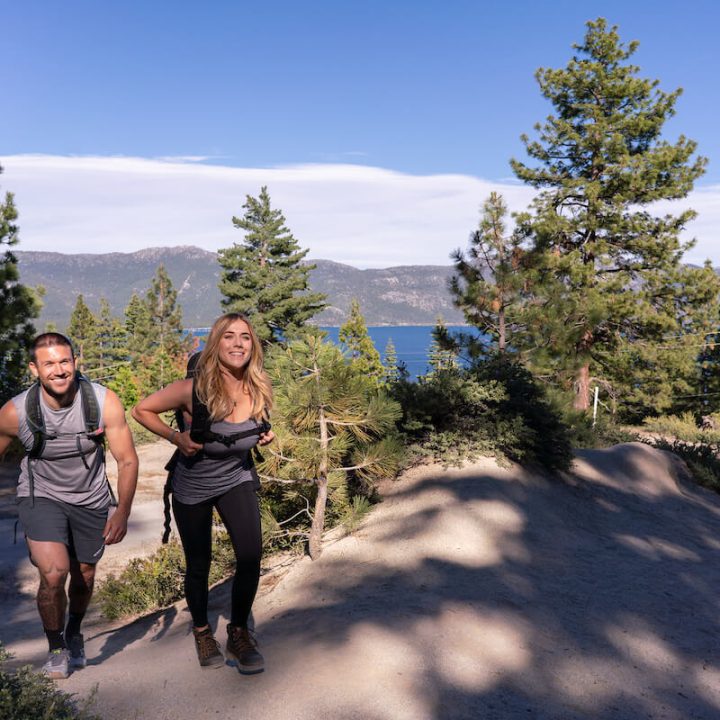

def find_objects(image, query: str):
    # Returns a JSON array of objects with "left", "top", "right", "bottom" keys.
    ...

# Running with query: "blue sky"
[{"left": 1, "top": 1, "right": 719, "bottom": 266}]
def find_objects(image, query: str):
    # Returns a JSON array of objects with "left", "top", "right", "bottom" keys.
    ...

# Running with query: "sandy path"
[{"left": 4, "top": 442, "right": 720, "bottom": 719}]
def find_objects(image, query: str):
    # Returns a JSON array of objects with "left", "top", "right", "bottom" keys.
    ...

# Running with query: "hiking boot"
[
  {"left": 67, "top": 633, "right": 86, "bottom": 669},
  {"left": 42, "top": 648, "right": 71, "bottom": 679},
  {"left": 192, "top": 626, "right": 224, "bottom": 668},
  {"left": 226, "top": 623, "right": 264, "bottom": 674}
]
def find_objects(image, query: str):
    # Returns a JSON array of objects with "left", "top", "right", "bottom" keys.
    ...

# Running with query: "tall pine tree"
[
  {"left": 142, "top": 264, "right": 187, "bottom": 390},
  {"left": 383, "top": 338, "right": 401, "bottom": 385},
  {"left": 450, "top": 192, "right": 526, "bottom": 354},
  {"left": 66, "top": 294, "right": 98, "bottom": 373},
  {"left": 218, "top": 186, "right": 326, "bottom": 344},
  {"left": 91, "top": 297, "right": 129, "bottom": 380},
  {"left": 124, "top": 291, "right": 153, "bottom": 357},
  {"left": 511, "top": 18, "right": 719, "bottom": 415},
  {"left": 0, "top": 167, "right": 39, "bottom": 402},
  {"left": 339, "top": 299, "right": 384, "bottom": 384}
]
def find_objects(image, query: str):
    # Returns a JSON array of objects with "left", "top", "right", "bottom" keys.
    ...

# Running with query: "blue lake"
[
  {"left": 322, "top": 326, "right": 448, "bottom": 379},
  {"left": 191, "top": 325, "right": 478, "bottom": 380}
]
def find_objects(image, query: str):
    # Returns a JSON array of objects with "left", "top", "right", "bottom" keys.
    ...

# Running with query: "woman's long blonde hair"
[{"left": 194, "top": 313, "right": 272, "bottom": 422}]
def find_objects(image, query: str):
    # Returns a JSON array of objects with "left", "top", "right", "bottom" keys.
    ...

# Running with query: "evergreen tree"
[
  {"left": 450, "top": 192, "right": 526, "bottom": 353},
  {"left": 142, "top": 265, "right": 187, "bottom": 390},
  {"left": 383, "top": 338, "right": 401, "bottom": 385},
  {"left": 264, "top": 334, "right": 402, "bottom": 559},
  {"left": 511, "top": 18, "right": 719, "bottom": 414},
  {"left": 91, "top": 298, "right": 129, "bottom": 380},
  {"left": 0, "top": 168, "right": 39, "bottom": 403},
  {"left": 218, "top": 186, "right": 327, "bottom": 344},
  {"left": 426, "top": 318, "right": 459, "bottom": 378},
  {"left": 338, "top": 299, "right": 384, "bottom": 383},
  {"left": 124, "top": 292, "right": 152, "bottom": 357},
  {"left": 107, "top": 364, "right": 140, "bottom": 409},
  {"left": 66, "top": 295, "right": 98, "bottom": 373},
  {"left": 145, "top": 265, "right": 184, "bottom": 355}
]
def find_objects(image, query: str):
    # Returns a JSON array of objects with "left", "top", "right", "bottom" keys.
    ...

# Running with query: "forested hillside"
[{"left": 16, "top": 247, "right": 465, "bottom": 327}]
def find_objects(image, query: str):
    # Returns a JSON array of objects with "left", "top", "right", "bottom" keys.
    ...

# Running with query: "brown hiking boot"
[
  {"left": 192, "top": 626, "right": 224, "bottom": 668},
  {"left": 226, "top": 623, "right": 264, "bottom": 674}
]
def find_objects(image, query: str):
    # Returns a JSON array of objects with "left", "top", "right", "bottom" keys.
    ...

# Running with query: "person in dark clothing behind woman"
[{"left": 132, "top": 313, "right": 274, "bottom": 673}]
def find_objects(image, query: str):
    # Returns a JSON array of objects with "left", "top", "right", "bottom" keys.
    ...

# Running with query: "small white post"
[{"left": 592, "top": 386, "right": 599, "bottom": 428}]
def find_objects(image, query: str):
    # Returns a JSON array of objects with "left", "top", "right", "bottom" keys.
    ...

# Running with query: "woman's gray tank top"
[
  {"left": 13, "top": 382, "right": 111, "bottom": 510},
  {"left": 172, "top": 418, "right": 261, "bottom": 504}
]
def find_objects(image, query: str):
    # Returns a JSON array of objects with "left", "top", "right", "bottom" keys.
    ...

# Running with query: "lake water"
[
  {"left": 322, "top": 326, "right": 446, "bottom": 379},
  {"left": 191, "top": 325, "right": 476, "bottom": 380}
]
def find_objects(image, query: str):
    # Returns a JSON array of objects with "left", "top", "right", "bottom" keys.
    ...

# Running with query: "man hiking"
[{"left": 0, "top": 332, "right": 138, "bottom": 678}]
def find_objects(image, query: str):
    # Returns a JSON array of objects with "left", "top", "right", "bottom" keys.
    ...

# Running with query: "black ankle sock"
[
  {"left": 45, "top": 628, "right": 65, "bottom": 651},
  {"left": 65, "top": 612, "right": 84, "bottom": 638}
]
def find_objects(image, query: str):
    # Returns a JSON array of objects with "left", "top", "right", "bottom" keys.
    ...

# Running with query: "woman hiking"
[{"left": 133, "top": 313, "right": 274, "bottom": 673}]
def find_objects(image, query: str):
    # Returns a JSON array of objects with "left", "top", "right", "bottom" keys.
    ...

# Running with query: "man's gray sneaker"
[
  {"left": 42, "top": 648, "right": 71, "bottom": 679},
  {"left": 67, "top": 634, "right": 87, "bottom": 669}
]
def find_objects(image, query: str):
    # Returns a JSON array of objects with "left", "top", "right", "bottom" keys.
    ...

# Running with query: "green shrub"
[
  {"left": 642, "top": 412, "right": 705, "bottom": 442},
  {"left": 96, "top": 522, "right": 236, "bottom": 620},
  {"left": 0, "top": 645, "right": 101, "bottom": 720},
  {"left": 393, "top": 354, "right": 573, "bottom": 473},
  {"left": 641, "top": 437, "right": 720, "bottom": 493}
]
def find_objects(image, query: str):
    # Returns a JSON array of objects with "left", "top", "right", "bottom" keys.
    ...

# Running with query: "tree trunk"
[
  {"left": 309, "top": 366, "right": 329, "bottom": 560},
  {"left": 309, "top": 474, "right": 328, "bottom": 560},
  {"left": 498, "top": 308, "right": 506, "bottom": 353},
  {"left": 574, "top": 362, "right": 591, "bottom": 411}
]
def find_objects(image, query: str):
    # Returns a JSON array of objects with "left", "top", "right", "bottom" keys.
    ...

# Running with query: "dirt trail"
[{"left": 4, "top": 442, "right": 720, "bottom": 719}]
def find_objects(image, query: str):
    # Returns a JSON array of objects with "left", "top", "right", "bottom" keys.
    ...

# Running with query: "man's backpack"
[{"left": 24, "top": 372, "right": 111, "bottom": 507}]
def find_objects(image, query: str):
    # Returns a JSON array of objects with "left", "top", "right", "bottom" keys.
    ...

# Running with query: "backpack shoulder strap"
[
  {"left": 76, "top": 373, "right": 101, "bottom": 435},
  {"left": 24, "top": 381, "right": 47, "bottom": 458},
  {"left": 189, "top": 377, "right": 212, "bottom": 444}
]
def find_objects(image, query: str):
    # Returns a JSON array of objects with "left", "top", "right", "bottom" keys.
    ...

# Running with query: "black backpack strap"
[
  {"left": 25, "top": 381, "right": 51, "bottom": 507},
  {"left": 161, "top": 450, "right": 180, "bottom": 543},
  {"left": 77, "top": 372, "right": 101, "bottom": 435},
  {"left": 25, "top": 381, "right": 50, "bottom": 459},
  {"left": 189, "top": 377, "right": 213, "bottom": 444}
]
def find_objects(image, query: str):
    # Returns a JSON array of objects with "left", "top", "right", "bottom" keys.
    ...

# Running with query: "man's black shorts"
[{"left": 17, "top": 497, "right": 109, "bottom": 564}]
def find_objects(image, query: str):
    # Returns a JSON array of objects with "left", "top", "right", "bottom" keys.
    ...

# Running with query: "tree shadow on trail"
[
  {"left": 88, "top": 605, "right": 180, "bottom": 666},
  {"left": 258, "top": 443, "right": 720, "bottom": 720}
]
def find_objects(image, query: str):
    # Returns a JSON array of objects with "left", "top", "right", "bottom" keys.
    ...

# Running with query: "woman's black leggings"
[{"left": 172, "top": 482, "right": 262, "bottom": 629}]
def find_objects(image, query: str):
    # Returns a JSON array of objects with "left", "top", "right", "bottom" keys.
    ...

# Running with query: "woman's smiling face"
[{"left": 218, "top": 318, "right": 253, "bottom": 372}]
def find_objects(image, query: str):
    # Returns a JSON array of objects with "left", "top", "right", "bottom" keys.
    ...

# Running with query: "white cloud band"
[{"left": 1, "top": 154, "right": 718, "bottom": 268}]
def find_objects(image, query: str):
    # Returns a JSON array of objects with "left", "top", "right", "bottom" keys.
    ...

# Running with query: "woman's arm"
[{"left": 132, "top": 379, "right": 203, "bottom": 457}]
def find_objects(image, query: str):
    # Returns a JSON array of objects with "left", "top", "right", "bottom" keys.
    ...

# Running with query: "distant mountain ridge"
[{"left": 16, "top": 246, "right": 466, "bottom": 328}]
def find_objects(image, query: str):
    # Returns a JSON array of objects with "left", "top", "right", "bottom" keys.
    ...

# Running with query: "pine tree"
[
  {"left": 142, "top": 265, "right": 187, "bottom": 390},
  {"left": 66, "top": 294, "right": 98, "bottom": 373},
  {"left": 91, "top": 298, "right": 129, "bottom": 380},
  {"left": 338, "top": 299, "right": 384, "bottom": 383},
  {"left": 383, "top": 338, "right": 401, "bottom": 385},
  {"left": 124, "top": 292, "right": 153, "bottom": 357},
  {"left": 0, "top": 168, "right": 39, "bottom": 403},
  {"left": 450, "top": 192, "right": 526, "bottom": 353},
  {"left": 511, "top": 18, "right": 719, "bottom": 414},
  {"left": 218, "top": 186, "right": 326, "bottom": 344},
  {"left": 264, "top": 334, "right": 402, "bottom": 559},
  {"left": 426, "top": 318, "right": 459, "bottom": 378},
  {"left": 145, "top": 265, "right": 185, "bottom": 354}
]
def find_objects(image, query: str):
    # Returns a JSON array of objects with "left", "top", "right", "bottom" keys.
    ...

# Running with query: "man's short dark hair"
[{"left": 30, "top": 333, "right": 75, "bottom": 364}]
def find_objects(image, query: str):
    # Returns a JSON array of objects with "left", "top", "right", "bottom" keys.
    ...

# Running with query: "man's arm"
[
  {"left": 102, "top": 389, "right": 139, "bottom": 545},
  {"left": 0, "top": 401, "right": 20, "bottom": 458}
]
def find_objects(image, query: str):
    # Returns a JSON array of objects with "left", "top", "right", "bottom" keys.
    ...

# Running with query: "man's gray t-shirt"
[
  {"left": 13, "top": 382, "right": 111, "bottom": 510},
  {"left": 172, "top": 418, "right": 261, "bottom": 504}
]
